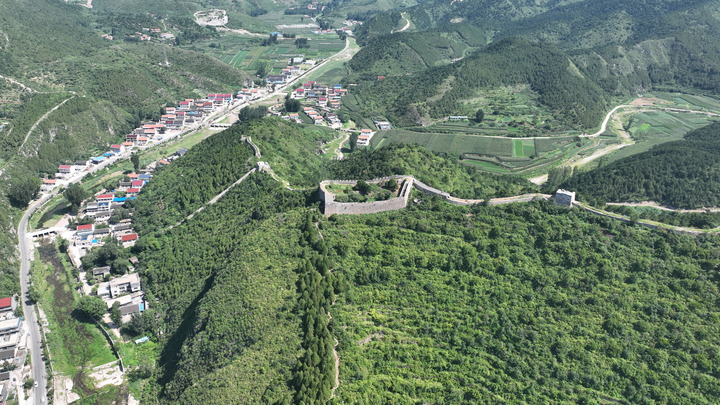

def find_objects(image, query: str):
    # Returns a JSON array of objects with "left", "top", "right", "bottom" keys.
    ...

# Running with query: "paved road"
[{"left": 18, "top": 193, "right": 54, "bottom": 405}]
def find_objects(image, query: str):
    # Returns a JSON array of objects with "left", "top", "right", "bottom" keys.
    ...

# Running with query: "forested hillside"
[
  {"left": 563, "top": 122, "right": 720, "bottom": 208},
  {"left": 133, "top": 166, "right": 720, "bottom": 403},
  {"left": 348, "top": 37, "right": 608, "bottom": 128},
  {"left": 348, "top": 24, "right": 487, "bottom": 76},
  {"left": 349, "top": 0, "right": 720, "bottom": 130},
  {"left": 125, "top": 118, "right": 720, "bottom": 403}
]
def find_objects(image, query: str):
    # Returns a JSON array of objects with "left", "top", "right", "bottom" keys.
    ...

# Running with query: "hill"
[
  {"left": 347, "top": 37, "right": 608, "bottom": 129},
  {"left": 562, "top": 122, "right": 720, "bottom": 208},
  {"left": 130, "top": 139, "right": 720, "bottom": 403},
  {"left": 348, "top": 0, "right": 720, "bottom": 131},
  {"left": 0, "top": 0, "right": 250, "bottom": 301}
]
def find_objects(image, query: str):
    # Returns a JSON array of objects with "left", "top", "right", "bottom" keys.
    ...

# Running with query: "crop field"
[
  {"left": 654, "top": 91, "right": 720, "bottom": 111},
  {"left": 371, "top": 129, "right": 514, "bottom": 156},
  {"left": 599, "top": 110, "right": 718, "bottom": 166},
  {"left": 512, "top": 139, "right": 536, "bottom": 157},
  {"left": 188, "top": 33, "right": 344, "bottom": 73}
]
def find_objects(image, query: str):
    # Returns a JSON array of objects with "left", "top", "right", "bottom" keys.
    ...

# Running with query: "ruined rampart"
[{"left": 320, "top": 176, "right": 413, "bottom": 216}]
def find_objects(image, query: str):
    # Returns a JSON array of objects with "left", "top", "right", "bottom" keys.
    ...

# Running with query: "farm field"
[
  {"left": 371, "top": 129, "right": 514, "bottom": 156},
  {"left": 185, "top": 33, "right": 345, "bottom": 74},
  {"left": 370, "top": 128, "right": 585, "bottom": 174}
]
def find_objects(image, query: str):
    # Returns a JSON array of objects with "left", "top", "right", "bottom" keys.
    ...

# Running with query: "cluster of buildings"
[
  {"left": 356, "top": 128, "right": 375, "bottom": 147},
  {"left": 0, "top": 296, "right": 21, "bottom": 401},
  {"left": 282, "top": 82, "right": 348, "bottom": 129},
  {"left": 292, "top": 81, "right": 348, "bottom": 109},
  {"left": 314, "top": 26, "right": 354, "bottom": 36},
  {"left": 101, "top": 28, "right": 174, "bottom": 42},
  {"left": 92, "top": 269, "right": 145, "bottom": 322},
  {"left": 74, "top": 172, "right": 150, "bottom": 248},
  {"left": 266, "top": 65, "right": 305, "bottom": 85},
  {"left": 0, "top": 298, "right": 20, "bottom": 364},
  {"left": 42, "top": 144, "right": 141, "bottom": 193},
  {"left": 236, "top": 88, "right": 268, "bottom": 103},
  {"left": 124, "top": 93, "right": 236, "bottom": 144},
  {"left": 67, "top": 150, "right": 188, "bottom": 324},
  {"left": 295, "top": 107, "right": 341, "bottom": 129}
]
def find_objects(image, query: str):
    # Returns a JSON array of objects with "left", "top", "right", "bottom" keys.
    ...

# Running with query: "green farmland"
[
  {"left": 185, "top": 33, "right": 345, "bottom": 74},
  {"left": 371, "top": 128, "right": 582, "bottom": 174}
]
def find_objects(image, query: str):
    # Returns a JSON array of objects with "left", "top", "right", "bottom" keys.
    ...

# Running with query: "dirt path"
[
  {"left": 167, "top": 168, "right": 257, "bottom": 230},
  {"left": 0, "top": 30, "right": 9, "bottom": 49},
  {"left": 606, "top": 201, "right": 720, "bottom": 213},
  {"left": 392, "top": 13, "right": 411, "bottom": 33},
  {"left": 215, "top": 27, "right": 266, "bottom": 37},
  {"left": 335, "top": 132, "right": 350, "bottom": 159},
  {"left": 529, "top": 102, "right": 640, "bottom": 184},
  {"left": 19, "top": 96, "right": 74, "bottom": 156},
  {"left": 0, "top": 74, "right": 34, "bottom": 92}
]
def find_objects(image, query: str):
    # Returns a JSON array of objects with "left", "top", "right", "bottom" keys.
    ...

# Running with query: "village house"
[
  {"left": 110, "top": 144, "right": 123, "bottom": 154},
  {"left": 91, "top": 266, "right": 111, "bottom": 279},
  {"left": 76, "top": 224, "right": 94, "bottom": 239},
  {"left": 266, "top": 74, "right": 287, "bottom": 84},
  {"left": 0, "top": 298, "right": 13, "bottom": 313},
  {"left": 41, "top": 179, "right": 57, "bottom": 192},
  {"left": 120, "top": 233, "right": 139, "bottom": 247},
  {"left": 94, "top": 210, "right": 112, "bottom": 223},
  {"left": 373, "top": 120, "right": 392, "bottom": 130},
  {"left": 57, "top": 164, "right": 73, "bottom": 177},
  {"left": 109, "top": 273, "right": 141, "bottom": 298}
]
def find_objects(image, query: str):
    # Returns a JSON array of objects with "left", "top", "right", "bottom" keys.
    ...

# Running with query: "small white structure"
[{"left": 555, "top": 189, "right": 576, "bottom": 207}]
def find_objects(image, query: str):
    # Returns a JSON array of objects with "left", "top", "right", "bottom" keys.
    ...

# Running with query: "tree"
[
  {"left": 76, "top": 295, "right": 107, "bottom": 320},
  {"left": 284, "top": 98, "right": 301, "bottom": 112},
  {"left": 238, "top": 106, "right": 268, "bottom": 122},
  {"left": 8, "top": 177, "right": 40, "bottom": 208},
  {"left": 64, "top": 183, "right": 87, "bottom": 213},
  {"left": 256, "top": 63, "right": 268, "bottom": 78},
  {"left": 353, "top": 180, "right": 371, "bottom": 195},
  {"left": 23, "top": 378, "right": 34, "bottom": 390},
  {"left": 110, "top": 302, "right": 122, "bottom": 325},
  {"left": 475, "top": 108, "right": 485, "bottom": 122},
  {"left": 385, "top": 178, "right": 398, "bottom": 191},
  {"left": 131, "top": 153, "right": 140, "bottom": 173},
  {"left": 295, "top": 37, "right": 309, "bottom": 49},
  {"left": 28, "top": 286, "right": 40, "bottom": 303}
]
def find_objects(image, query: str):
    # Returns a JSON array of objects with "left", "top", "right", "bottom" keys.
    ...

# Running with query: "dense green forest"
[
  {"left": 125, "top": 120, "right": 720, "bottom": 403},
  {"left": 348, "top": 37, "right": 608, "bottom": 128},
  {"left": 348, "top": 24, "right": 487, "bottom": 76},
  {"left": 563, "top": 122, "right": 720, "bottom": 208},
  {"left": 133, "top": 170, "right": 720, "bottom": 403}
]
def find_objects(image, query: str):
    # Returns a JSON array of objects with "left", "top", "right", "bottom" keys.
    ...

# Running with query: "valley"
[{"left": 3, "top": 0, "right": 720, "bottom": 404}]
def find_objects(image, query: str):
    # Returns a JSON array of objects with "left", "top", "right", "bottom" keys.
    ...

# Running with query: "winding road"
[{"left": 18, "top": 194, "right": 55, "bottom": 405}]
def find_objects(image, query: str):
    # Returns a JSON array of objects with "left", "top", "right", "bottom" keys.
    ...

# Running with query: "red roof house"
[
  {"left": 77, "top": 224, "right": 94, "bottom": 231},
  {"left": 0, "top": 297, "right": 12, "bottom": 311},
  {"left": 121, "top": 233, "right": 138, "bottom": 242}
]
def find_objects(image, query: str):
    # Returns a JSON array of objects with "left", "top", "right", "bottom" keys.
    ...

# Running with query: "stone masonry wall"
[{"left": 320, "top": 176, "right": 413, "bottom": 216}]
